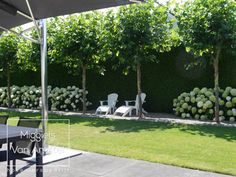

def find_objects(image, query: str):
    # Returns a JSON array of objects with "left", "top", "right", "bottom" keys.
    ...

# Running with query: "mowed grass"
[{"left": 1, "top": 111, "right": 236, "bottom": 176}]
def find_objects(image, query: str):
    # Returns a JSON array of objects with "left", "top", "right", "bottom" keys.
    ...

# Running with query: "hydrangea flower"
[{"left": 173, "top": 87, "right": 236, "bottom": 121}]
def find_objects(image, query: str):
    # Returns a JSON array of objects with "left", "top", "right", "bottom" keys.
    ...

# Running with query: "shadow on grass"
[
  {"left": 85, "top": 118, "right": 176, "bottom": 133},
  {"left": 178, "top": 125, "right": 236, "bottom": 142},
  {"left": 2, "top": 111, "right": 236, "bottom": 142},
  {"left": 49, "top": 115, "right": 236, "bottom": 141}
]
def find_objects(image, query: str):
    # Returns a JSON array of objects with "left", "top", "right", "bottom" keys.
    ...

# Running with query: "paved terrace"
[{"left": 0, "top": 149, "right": 234, "bottom": 177}]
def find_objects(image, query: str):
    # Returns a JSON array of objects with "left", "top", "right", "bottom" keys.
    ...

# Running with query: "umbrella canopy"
[{"left": 0, "top": 0, "right": 133, "bottom": 31}]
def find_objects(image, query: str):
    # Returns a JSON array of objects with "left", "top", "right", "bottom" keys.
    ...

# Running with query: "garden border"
[{"left": 1, "top": 107, "right": 235, "bottom": 128}]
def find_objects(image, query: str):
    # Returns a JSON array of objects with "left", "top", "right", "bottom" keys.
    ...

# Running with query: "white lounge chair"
[
  {"left": 114, "top": 93, "right": 146, "bottom": 117},
  {"left": 95, "top": 93, "right": 118, "bottom": 115}
]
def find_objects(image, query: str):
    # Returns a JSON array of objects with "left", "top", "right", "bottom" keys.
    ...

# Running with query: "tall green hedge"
[{"left": 1, "top": 47, "right": 235, "bottom": 113}]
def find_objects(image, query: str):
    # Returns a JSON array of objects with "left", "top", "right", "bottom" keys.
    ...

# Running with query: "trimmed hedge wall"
[{"left": 1, "top": 47, "right": 236, "bottom": 113}]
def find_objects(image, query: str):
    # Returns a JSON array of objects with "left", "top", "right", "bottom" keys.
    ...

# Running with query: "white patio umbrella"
[{"left": 0, "top": 0, "right": 141, "bottom": 148}]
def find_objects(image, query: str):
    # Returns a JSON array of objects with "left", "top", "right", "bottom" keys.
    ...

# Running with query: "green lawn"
[{"left": 1, "top": 111, "right": 236, "bottom": 176}]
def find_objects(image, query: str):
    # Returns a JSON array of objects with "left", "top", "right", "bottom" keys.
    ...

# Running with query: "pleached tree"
[
  {"left": 176, "top": 0, "right": 236, "bottom": 123},
  {"left": 51, "top": 12, "right": 103, "bottom": 114},
  {"left": 107, "top": 1, "right": 179, "bottom": 118},
  {"left": 0, "top": 32, "right": 19, "bottom": 107}
]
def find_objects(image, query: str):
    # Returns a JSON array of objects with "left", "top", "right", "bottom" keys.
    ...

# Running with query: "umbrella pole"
[{"left": 40, "top": 19, "right": 48, "bottom": 152}]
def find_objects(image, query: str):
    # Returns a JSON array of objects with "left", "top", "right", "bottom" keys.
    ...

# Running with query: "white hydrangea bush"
[
  {"left": 0, "top": 85, "right": 91, "bottom": 112},
  {"left": 16, "top": 85, "right": 42, "bottom": 109},
  {"left": 49, "top": 86, "right": 91, "bottom": 111},
  {"left": 220, "top": 87, "right": 236, "bottom": 122},
  {"left": 0, "top": 85, "right": 42, "bottom": 109},
  {"left": 0, "top": 87, "right": 8, "bottom": 107},
  {"left": 173, "top": 87, "right": 236, "bottom": 122}
]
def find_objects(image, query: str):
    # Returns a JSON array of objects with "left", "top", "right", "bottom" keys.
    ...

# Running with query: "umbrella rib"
[
  {"left": 25, "top": 0, "right": 41, "bottom": 42},
  {"left": 0, "top": 0, "right": 33, "bottom": 20},
  {"left": 0, "top": 26, "right": 40, "bottom": 44},
  {"left": 0, "top": 0, "right": 41, "bottom": 43},
  {"left": 17, "top": 10, "right": 33, "bottom": 21}
]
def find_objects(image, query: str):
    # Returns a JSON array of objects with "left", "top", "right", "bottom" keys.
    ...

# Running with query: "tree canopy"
[
  {"left": 0, "top": 32, "right": 19, "bottom": 72},
  {"left": 113, "top": 1, "right": 179, "bottom": 71},
  {"left": 52, "top": 12, "right": 103, "bottom": 73},
  {"left": 176, "top": 0, "right": 236, "bottom": 56}
]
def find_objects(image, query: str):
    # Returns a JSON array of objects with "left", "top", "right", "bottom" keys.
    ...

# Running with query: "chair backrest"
[
  {"left": 16, "top": 117, "right": 42, "bottom": 156},
  {"left": 17, "top": 117, "right": 42, "bottom": 128},
  {"left": 135, "top": 93, "right": 146, "bottom": 108},
  {"left": 0, "top": 115, "right": 8, "bottom": 148},
  {"left": 0, "top": 115, "right": 8, "bottom": 124},
  {"left": 107, "top": 93, "right": 118, "bottom": 108}
]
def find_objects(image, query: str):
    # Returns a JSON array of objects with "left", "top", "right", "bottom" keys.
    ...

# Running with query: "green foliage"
[
  {"left": 17, "top": 38, "right": 38, "bottom": 71},
  {"left": 51, "top": 12, "right": 103, "bottom": 74},
  {"left": 99, "top": 10, "right": 118, "bottom": 69},
  {"left": 112, "top": 1, "right": 179, "bottom": 71},
  {"left": 175, "top": 0, "right": 236, "bottom": 56},
  {"left": 0, "top": 32, "right": 19, "bottom": 74},
  {"left": 17, "top": 21, "right": 58, "bottom": 72}
]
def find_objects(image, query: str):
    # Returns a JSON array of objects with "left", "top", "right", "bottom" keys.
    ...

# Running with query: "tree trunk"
[
  {"left": 137, "top": 63, "right": 142, "bottom": 119},
  {"left": 82, "top": 64, "right": 87, "bottom": 114},
  {"left": 214, "top": 45, "right": 222, "bottom": 124},
  {"left": 7, "top": 66, "right": 11, "bottom": 108}
]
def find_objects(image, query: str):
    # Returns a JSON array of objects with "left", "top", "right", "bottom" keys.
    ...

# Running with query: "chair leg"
[
  {"left": 7, "top": 142, "right": 10, "bottom": 177},
  {"left": 111, "top": 107, "right": 114, "bottom": 114},
  {"left": 12, "top": 159, "right": 16, "bottom": 177},
  {"left": 36, "top": 135, "right": 43, "bottom": 177},
  {"left": 105, "top": 107, "right": 110, "bottom": 115},
  {"left": 95, "top": 110, "right": 101, "bottom": 115},
  {"left": 142, "top": 108, "right": 147, "bottom": 114},
  {"left": 105, "top": 110, "right": 109, "bottom": 115},
  {"left": 123, "top": 109, "right": 132, "bottom": 117},
  {"left": 12, "top": 142, "right": 16, "bottom": 177}
]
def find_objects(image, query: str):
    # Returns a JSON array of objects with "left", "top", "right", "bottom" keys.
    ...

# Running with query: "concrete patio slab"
[
  {"left": 102, "top": 159, "right": 232, "bottom": 177},
  {"left": 0, "top": 148, "right": 234, "bottom": 177},
  {"left": 65, "top": 151, "right": 137, "bottom": 176},
  {"left": 24, "top": 145, "right": 82, "bottom": 165}
]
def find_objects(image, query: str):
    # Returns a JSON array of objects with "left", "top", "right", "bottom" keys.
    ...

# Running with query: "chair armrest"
[
  {"left": 100, "top": 100, "right": 108, "bottom": 106},
  {"left": 125, "top": 100, "right": 135, "bottom": 106}
]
